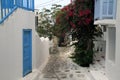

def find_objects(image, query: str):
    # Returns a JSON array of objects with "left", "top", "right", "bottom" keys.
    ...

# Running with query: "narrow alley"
[
  {"left": 0, "top": 0, "right": 120, "bottom": 80},
  {"left": 38, "top": 47, "right": 90, "bottom": 80}
]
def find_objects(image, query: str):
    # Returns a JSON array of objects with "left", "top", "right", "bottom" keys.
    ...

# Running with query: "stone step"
[
  {"left": 90, "top": 60, "right": 105, "bottom": 70},
  {"left": 19, "top": 69, "right": 39, "bottom": 80},
  {"left": 90, "top": 71, "right": 109, "bottom": 80}
]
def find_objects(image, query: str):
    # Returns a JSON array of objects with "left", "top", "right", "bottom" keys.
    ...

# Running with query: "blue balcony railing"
[
  {"left": 94, "top": 0, "right": 116, "bottom": 20},
  {"left": 0, "top": 0, "right": 34, "bottom": 23}
]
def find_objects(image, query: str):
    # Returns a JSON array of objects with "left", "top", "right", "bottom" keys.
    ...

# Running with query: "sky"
[{"left": 35, "top": 0, "right": 71, "bottom": 10}]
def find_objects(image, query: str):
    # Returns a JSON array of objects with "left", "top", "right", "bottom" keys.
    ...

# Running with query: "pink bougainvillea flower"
[
  {"left": 65, "top": 16, "right": 69, "bottom": 20},
  {"left": 78, "top": 9, "right": 91, "bottom": 17},
  {"left": 79, "top": 11, "right": 84, "bottom": 17},
  {"left": 84, "top": 9, "right": 91, "bottom": 15},
  {"left": 85, "top": 18, "right": 91, "bottom": 25},
  {"left": 68, "top": 11, "right": 73, "bottom": 17},
  {"left": 70, "top": 22, "right": 76, "bottom": 29},
  {"left": 78, "top": 21, "right": 82, "bottom": 25}
]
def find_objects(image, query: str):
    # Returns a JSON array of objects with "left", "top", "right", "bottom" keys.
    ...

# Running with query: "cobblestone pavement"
[{"left": 39, "top": 47, "right": 90, "bottom": 80}]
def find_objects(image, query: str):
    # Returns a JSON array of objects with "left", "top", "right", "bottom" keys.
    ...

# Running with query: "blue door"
[{"left": 23, "top": 29, "right": 32, "bottom": 77}]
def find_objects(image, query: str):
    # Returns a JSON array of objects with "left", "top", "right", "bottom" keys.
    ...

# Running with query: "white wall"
[
  {"left": 0, "top": 8, "right": 36, "bottom": 80},
  {"left": 107, "top": 27, "right": 116, "bottom": 62},
  {"left": 105, "top": 0, "right": 120, "bottom": 80},
  {"left": 35, "top": 35, "right": 49, "bottom": 71},
  {"left": 106, "top": 26, "right": 117, "bottom": 80}
]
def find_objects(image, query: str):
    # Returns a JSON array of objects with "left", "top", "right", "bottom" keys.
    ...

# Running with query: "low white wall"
[
  {"left": 106, "top": 27, "right": 118, "bottom": 80},
  {"left": 35, "top": 34, "right": 50, "bottom": 71},
  {"left": 0, "top": 8, "right": 35, "bottom": 80},
  {"left": 94, "top": 40, "right": 106, "bottom": 54},
  {"left": 105, "top": 0, "right": 120, "bottom": 80},
  {"left": 93, "top": 40, "right": 106, "bottom": 61}
]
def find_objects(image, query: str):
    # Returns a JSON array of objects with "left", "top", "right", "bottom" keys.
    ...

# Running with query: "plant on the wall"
[
  {"left": 52, "top": 5, "right": 71, "bottom": 46},
  {"left": 55, "top": 0, "right": 103, "bottom": 67}
]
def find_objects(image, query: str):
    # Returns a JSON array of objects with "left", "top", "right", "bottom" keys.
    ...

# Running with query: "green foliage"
[
  {"left": 71, "top": 39, "right": 94, "bottom": 67},
  {"left": 53, "top": 11, "right": 70, "bottom": 37},
  {"left": 36, "top": 4, "right": 62, "bottom": 39},
  {"left": 55, "top": 0, "right": 103, "bottom": 67},
  {"left": 69, "top": 0, "right": 103, "bottom": 67}
]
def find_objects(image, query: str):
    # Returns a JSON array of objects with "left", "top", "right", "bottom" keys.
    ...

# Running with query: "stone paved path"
[{"left": 39, "top": 47, "right": 90, "bottom": 80}]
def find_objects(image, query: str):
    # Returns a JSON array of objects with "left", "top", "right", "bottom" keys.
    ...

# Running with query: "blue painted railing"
[
  {"left": 94, "top": 0, "right": 116, "bottom": 20},
  {"left": 0, "top": 0, "right": 34, "bottom": 23}
]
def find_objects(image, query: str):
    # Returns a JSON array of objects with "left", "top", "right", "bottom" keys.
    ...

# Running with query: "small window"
[
  {"left": 108, "top": 0, "right": 113, "bottom": 15},
  {"left": 102, "top": 0, "right": 108, "bottom": 15},
  {"left": 102, "top": 0, "right": 114, "bottom": 15},
  {"left": 103, "top": 26, "right": 107, "bottom": 32}
]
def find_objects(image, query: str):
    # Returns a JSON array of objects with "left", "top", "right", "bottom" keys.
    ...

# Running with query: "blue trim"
[
  {"left": 23, "top": 29, "right": 32, "bottom": 77},
  {"left": 0, "top": 6, "right": 34, "bottom": 24},
  {"left": 0, "top": 0, "right": 34, "bottom": 24},
  {"left": 0, "top": 6, "right": 18, "bottom": 24},
  {"left": 27, "top": 0, "right": 29, "bottom": 9},
  {"left": 32, "top": 0, "right": 34, "bottom": 11}
]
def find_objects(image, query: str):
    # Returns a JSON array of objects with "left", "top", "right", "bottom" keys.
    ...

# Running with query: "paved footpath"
[{"left": 39, "top": 47, "right": 91, "bottom": 80}]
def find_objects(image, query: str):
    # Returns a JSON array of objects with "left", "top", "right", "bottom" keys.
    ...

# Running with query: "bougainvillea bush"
[{"left": 55, "top": 0, "right": 102, "bottom": 67}]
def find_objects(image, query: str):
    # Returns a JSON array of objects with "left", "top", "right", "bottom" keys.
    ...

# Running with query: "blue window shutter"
[
  {"left": 2, "top": 0, "right": 14, "bottom": 8},
  {"left": 2, "top": 0, "right": 6, "bottom": 9},
  {"left": 108, "top": 0, "right": 113, "bottom": 15},
  {"left": 10, "top": 0, "right": 14, "bottom": 8},
  {"left": 102, "top": 0, "right": 108, "bottom": 15}
]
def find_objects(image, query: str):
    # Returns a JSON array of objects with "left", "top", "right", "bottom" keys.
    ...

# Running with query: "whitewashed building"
[
  {"left": 0, "top": 0, "right": 50, "bottom": 80},
  {"left": 94, "top": 0, "right": 120, "bottom": 80}
]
